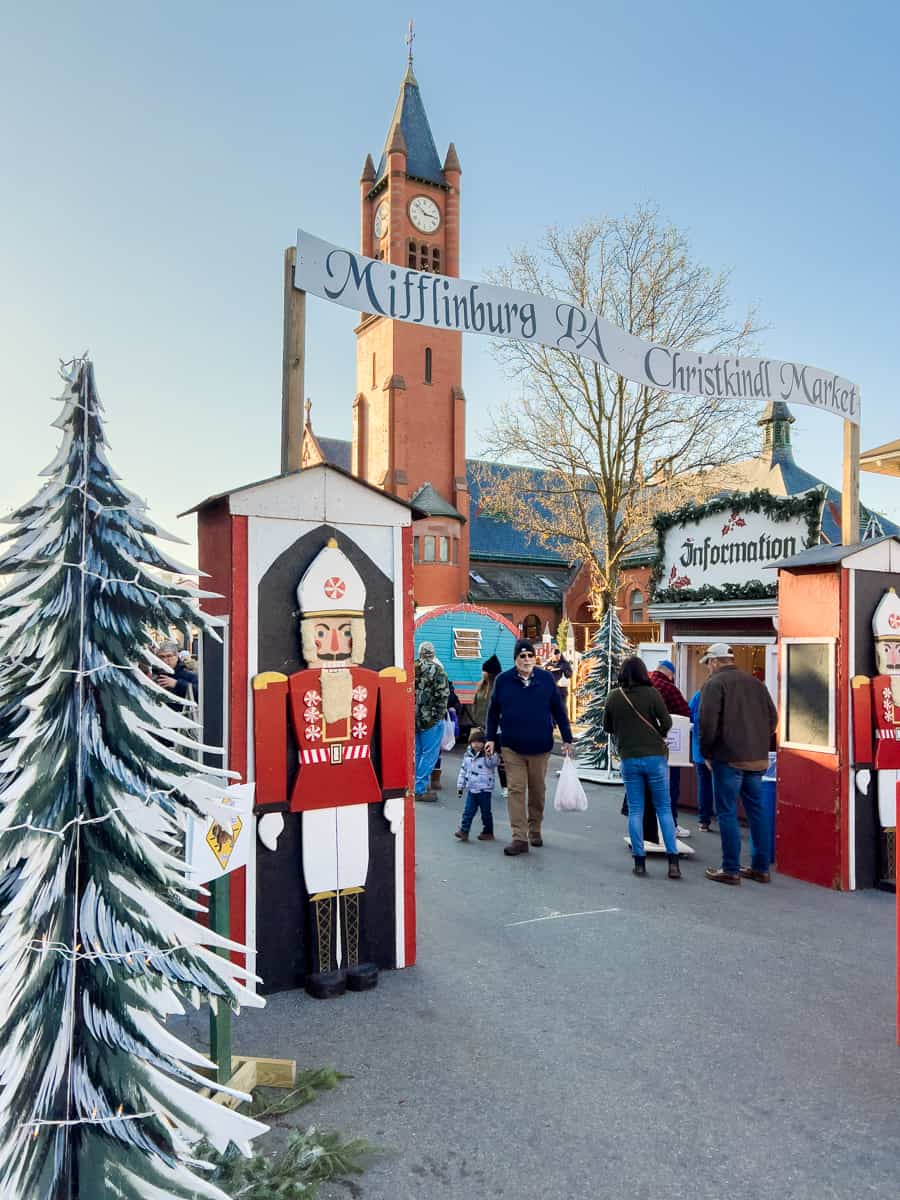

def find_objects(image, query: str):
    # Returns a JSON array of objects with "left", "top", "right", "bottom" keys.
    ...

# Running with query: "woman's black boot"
[
  {"left": 632, "top": 856, "right": 646, "bottom": 877},
  {"left": 668, "top": 854, "right": 682, "bottom": 880}
]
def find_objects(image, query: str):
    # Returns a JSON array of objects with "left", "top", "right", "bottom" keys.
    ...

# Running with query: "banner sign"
[
  {"left": 295, "top": 230, "right": 860, "bottom": 424},
  {"left": 650, "top": 491, "right": 823, "bottom": 603}
]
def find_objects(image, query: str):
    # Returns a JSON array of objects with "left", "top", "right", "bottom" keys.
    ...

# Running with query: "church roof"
[
  {"left": 647, "top": 401, "right": 898, "bottom": 549},
  {"left": 373, "top": 62, "right": 446, "bottom": 188},
  {"left": 467, "top": 561, "right": 576, "bottom": 607},
  {"left": 409, "top": 481, "right": 466, "bottom": 522},
  {"left": 467, "top": 460, "right": 573, "bottom": 565}
]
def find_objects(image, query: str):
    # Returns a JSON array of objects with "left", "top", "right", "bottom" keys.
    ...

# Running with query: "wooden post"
[
  {"left": 842, "top": 417, "right": 860, "bottom": 546},
  {"left": 209, "top": 874, "right": 232, "bottom": 1084},
  {"left": 281, "top": 246, "right": 306, "bottom": 474}
]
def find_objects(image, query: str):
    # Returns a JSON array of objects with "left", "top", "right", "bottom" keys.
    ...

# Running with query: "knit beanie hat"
[
  {"left": 513, "top": 638, "right": 535, "bottom": 659},
  {"left": 482, "top": 654, "right": 502, "bottom": 676}
]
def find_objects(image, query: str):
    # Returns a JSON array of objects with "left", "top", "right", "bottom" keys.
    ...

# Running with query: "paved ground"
[{"left": 198, "top": 749, "right": 899, "bottom": 1198}]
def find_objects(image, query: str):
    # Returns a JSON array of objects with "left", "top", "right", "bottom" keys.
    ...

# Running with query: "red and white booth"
[{"left": 191, "top": 464, "right": 416, "bottom": 996}]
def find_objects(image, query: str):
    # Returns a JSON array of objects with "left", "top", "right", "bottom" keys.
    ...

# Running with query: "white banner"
[{"left": 295, "top": 229, "right": 860, "bottom": 424}]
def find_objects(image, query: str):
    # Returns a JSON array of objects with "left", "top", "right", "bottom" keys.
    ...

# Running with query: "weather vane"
[{"left": 406, "top": 18, "right": 415, "bottom": 64}]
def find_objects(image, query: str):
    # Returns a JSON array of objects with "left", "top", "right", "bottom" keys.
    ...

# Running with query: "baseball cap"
[{"left": 699, "top": 642, "right": 734, "bottom": 663}]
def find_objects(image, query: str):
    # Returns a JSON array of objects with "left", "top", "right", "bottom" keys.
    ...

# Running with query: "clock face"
[
  {"left": 373, "top": 200, "right": 389, "bottom": 241},
  {"left": 409, "top": 195, "right": 440, "bottom": 234}
]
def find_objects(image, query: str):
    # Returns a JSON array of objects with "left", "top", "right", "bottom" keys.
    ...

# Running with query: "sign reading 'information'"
[{"left": 295, "top": 229, "right": 860, "bottom": 424}]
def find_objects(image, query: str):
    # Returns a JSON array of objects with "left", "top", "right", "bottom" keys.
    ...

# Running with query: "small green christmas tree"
[
  {"left": 0, "top": 359, "right": 266, "bottom": 1199},
  {"left": 576, "top": 604, "right": 632, "bottom": 771}
]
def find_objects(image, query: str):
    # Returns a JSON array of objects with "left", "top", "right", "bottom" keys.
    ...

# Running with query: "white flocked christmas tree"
[
  {"left": 0, "top": 359, "right": 266, "bottom": 1199},
  {"left": 576, "top": 604, "right": 632, "bottom": 773}
]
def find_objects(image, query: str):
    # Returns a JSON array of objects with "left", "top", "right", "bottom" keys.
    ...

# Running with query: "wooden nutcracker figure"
[
  {"left": 252, "top": 537, "right": 408, "bottom": 998},
  {"left": 852, "top": 586, "right": 900, "bottom": 885}
]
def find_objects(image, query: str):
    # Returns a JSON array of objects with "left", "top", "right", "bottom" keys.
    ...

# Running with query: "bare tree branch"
[{"left": 480, "top": 206, "right": 766, "bottom": 610}]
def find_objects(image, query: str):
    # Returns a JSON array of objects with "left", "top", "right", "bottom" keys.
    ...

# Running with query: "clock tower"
[{"left": 353, "top": 54, "right": 468, "bottom": 607}]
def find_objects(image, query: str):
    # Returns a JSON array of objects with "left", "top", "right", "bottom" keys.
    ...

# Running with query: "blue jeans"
[
  {"left": 711, "top": 762, "right": 768, "bottom": 874},
  {"left": 620, "top": 756, "right": 678, "bottom": 857},
  {"left": 415, "top": 722, "right": 445, "bottom": 793},
  {"left": 461, "top": 790, "right": 493, "bottom": 834},
  {"left": 669, "top": 766, "right": 681, "bottom": 822},
  {"left": 695, "top": 762, "right": 715, "bottom": 826}
]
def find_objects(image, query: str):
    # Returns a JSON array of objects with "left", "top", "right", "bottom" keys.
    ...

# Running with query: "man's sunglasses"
[{"left": 516, "top": 651, "right": 536, "bottom": 659}]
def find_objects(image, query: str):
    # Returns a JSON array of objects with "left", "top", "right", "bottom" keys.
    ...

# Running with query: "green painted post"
[{"left": 208, "top": 874, "right": 232, "bottom": 1084}]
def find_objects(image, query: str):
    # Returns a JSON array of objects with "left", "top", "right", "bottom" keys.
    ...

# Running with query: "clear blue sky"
[{"left": 2, "top": 0, "right": 898, "bottom": 558}]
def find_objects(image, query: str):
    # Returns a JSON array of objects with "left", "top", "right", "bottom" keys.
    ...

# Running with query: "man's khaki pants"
[{"left": 502, "top": 747, "right": 551, "bottom": 843}]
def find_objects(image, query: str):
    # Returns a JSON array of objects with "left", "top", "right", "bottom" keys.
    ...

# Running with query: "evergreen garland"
[
  {"left": 575, "top": 607, "right": 631, "bottom": 769},
  {"left": 0, "top": 360, "right": 266, "bottom": 1199},
  {"left": 649, "top": 487, "right": 824, "bottom": 602}
]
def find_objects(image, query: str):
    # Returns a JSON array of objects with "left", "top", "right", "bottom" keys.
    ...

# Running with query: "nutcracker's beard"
[{"left": 319, "top": 666, "right": 353, "bottom": 724}]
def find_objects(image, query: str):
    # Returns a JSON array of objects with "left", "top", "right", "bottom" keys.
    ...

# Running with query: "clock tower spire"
[{"left": 353, "top": 54, "right": 468, "bottom": 606}]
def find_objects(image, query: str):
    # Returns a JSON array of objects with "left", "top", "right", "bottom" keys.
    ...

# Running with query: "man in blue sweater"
[{"left": 485, "top": 638, "right": 573, "bottom": 856}]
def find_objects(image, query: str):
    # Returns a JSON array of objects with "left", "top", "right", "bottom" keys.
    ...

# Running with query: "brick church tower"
[{"left": 353, "top": 54, "right": 469, "bottom": 607}]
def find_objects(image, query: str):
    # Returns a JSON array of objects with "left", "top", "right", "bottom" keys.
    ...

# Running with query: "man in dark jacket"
[
  {"left": 698, "top": 642, "right": 778, "bottom": 885},
  {"left": 649, "top": 659, "right": 691, "bottom": 836},
  {"left": 485, "top": 638, "right": 573, "bottom": 856},
  {"left": 155, "top": 640, "right": 198, "bottom": 700}
]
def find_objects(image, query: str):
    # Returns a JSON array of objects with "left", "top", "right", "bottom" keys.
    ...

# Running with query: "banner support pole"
[
  {"left": 281, "top": 246, "right": 306, "bottom": 474},
  {"left": 842, "top": 418, "right": 860, "bottom": 546}
]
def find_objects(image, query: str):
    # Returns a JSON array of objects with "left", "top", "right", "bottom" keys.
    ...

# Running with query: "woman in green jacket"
[{"left": 603, "top": 657, "right": 680, "bottom": 878}]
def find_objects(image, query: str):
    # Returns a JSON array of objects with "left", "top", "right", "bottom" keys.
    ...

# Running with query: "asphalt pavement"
[{"left": 211, "top": 749, "right": 900, "bottom": 1199}]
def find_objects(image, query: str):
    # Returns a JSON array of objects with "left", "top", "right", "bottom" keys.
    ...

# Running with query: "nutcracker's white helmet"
[
  {"left": 297, "top": 538, "right": 366, "bottom": 666},
  {"left": 872, "top": 587, "right": 900, "bottom": 675}
]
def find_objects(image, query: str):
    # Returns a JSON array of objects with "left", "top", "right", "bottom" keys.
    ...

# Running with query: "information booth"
[{"left": 646, "top": 491, "right": 822, "bottom": 813}]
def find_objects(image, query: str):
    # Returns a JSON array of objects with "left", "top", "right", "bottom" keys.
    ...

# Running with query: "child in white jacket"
[{"left": 454, "top": 727, "right": 499, "bottom": 842}]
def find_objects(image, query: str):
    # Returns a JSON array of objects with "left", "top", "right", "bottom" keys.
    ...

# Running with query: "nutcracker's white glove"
[
  {"left": 383, "top": 796, "right": 404, "bottom": 835},
  {"left": 856, "top": 769, "right": 871, "bottom": 795},
  {"left": 258, "top": 812, "right": 285, "bottom": 851}
]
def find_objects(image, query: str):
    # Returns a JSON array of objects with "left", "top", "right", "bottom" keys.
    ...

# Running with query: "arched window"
[
  {"left": 432, "top": 247, "right": 441, "bottom": 273},
  {"left": 408, "top": 240, "right": 417, "bottom": 269},
  {"left": 522, "top": 614, "right": 541, "bottom": 641},
  {"left": 424, "top": 347, "right": 432, "bottom": 384},
  {"left": 629, "top": 589, "right": 645, "bottom": 623},
  {"left": 420, "top": 244, "right": 429, "bottom": 271}
]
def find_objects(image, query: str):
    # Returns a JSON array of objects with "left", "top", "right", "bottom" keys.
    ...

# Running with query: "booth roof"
[
  {"left": 179, "top": 461, "right": 429, "bottom": 520},
  {"left": 766, "top": 535, "right": 900, "bottom": 571}
]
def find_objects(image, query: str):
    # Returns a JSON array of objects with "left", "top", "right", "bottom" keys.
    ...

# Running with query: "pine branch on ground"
[
  {"left": 248, "top": 1069, "right": 350, "bottom": 1119},
  {"left": 201, "top": 1126, "right": 376, "bottom": 1199}
]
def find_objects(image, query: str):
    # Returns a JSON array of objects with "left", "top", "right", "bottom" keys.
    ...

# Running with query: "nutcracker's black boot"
[
  {"left": 341, "top": 888, "right": 378, "bottom": 991},
  {"left": 306, "top": 894, "right": 347, "bottom": 999}
]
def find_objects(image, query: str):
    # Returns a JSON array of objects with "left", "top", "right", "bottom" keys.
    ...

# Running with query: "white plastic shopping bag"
[
  {"left": 554, "top": 755, "right": 588, "bottom": 812},
  {"left": 440, "top": 713, "right": 457, "bottom": 752}
]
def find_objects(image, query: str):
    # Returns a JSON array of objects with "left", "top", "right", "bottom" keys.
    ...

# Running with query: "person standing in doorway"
[
  {"left": 545, "top": 644, "right": 573, "bottom": 707},
  {"left": 698, "top": 642, "right": 778, "bottom": 885},
  {"left": 604, "top": 657, "right": 681, "bottom": 879},
  {"left": 485, "top": 638, "right": 572, "bottom": 856},
  {"left": 649, "top": 659, "right": 692, "bottom": 837}
]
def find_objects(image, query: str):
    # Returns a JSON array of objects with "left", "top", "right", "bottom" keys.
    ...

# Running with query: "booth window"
[
  {"left": 413, "top": 536, "right": 420, "bottom": 563},
  {"left": 425, "top": 347, "right": 432, "bottom": 384},
  {"left": 453, "top": 628, "right": 482, "bottom": 659},
  {"left": 780, "top": 638, "right": 836, "bottom": 752},
  {"left": 629, "top": 589, "right": 644, "bottom": 623},
  {"left": 423, "top": 535, "right": 436, "bottom": 562},
  {"left": 522, "top": 614, "right": 541, "bottom": 641},
  {"left": 439, "top": 536, "right": 450, "bottom": 562}
]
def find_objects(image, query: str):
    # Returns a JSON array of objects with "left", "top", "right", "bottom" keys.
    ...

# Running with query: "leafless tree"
[{"left": 478, "top": 205, "right": 764, "bottom": 613}]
